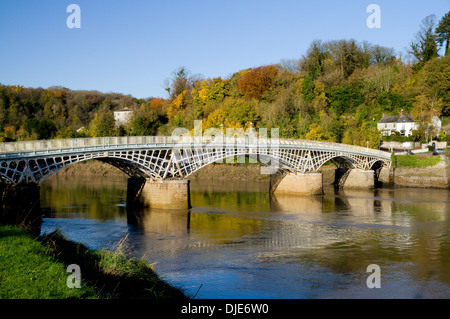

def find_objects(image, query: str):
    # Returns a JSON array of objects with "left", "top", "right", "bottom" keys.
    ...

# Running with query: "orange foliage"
[
  {"left": 237, "top": 65, "right": 278, "bottom": 99},
  {"left": 149, "top": 98, "right": 166, "bottom": 111}
]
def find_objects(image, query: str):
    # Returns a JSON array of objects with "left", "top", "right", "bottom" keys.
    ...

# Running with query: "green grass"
[
  {"left": 0, "top": 224, "right": 187, "bottom": 299},
  {"left": 396, "top": 155, "right": 441, "bottom": 168}
]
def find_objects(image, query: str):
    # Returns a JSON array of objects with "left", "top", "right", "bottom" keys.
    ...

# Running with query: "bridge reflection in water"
[{"left": 123, "top": 182, "right": 449, "bottom": 254}]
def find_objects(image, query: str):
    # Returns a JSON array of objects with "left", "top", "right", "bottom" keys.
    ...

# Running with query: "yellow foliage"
[
  {"left": 293, "top": 78, "right": 304, "bottom": 97},
  {"left": 198, "top": 81, "right": 209, "bottom": 101},
  {"left": 305, "top": 123, "right": 331, "bottom": 141},
  {"left": 205, "top": 108, "right": 227, "bottom": 129},
  {"left": 4, "top": 125, "right": 16, "bottom": 139},
  {"left": 171, "top": 90, "right": 188, "bottom": 109},
  {"left": 167, "top": 90, "right": 188, "bottom": 121},
  {"left": 9, "top": 85, "right": 23, "bottom": 92},
  {"left": 313, "top": 80, "right": 326, "bottom": 97}
]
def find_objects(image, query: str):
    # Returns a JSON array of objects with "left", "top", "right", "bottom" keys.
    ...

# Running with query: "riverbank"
[
  {"left": 393, "top": 155, "right": 450, "bottom": 188},
  {"left": 0, "top": 223, "right": 187, "bottom": 299}
]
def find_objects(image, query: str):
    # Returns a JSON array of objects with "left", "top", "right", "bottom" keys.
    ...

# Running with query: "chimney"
[
  {"left": 401, "top": 109, "right": 404, "bottom": 116},
  {"left": 382, "top": 113, "right": 387, "bottom": 118}
]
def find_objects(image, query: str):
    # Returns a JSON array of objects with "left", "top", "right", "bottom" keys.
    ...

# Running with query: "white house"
[
  {"left": 113, "top": 107, "right": 133, "bottom": 126},
  {"left": 377, "top": 110, "right": 418, "bottom": 137}
]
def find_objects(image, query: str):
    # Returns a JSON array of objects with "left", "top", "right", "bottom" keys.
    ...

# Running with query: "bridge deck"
[{"left": 0, "top": 136, "right": 391, "bottom": 160}]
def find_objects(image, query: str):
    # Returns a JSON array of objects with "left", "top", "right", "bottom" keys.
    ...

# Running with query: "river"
[{"left": 39, "top": 175, "right": 450, "bottom": 299}]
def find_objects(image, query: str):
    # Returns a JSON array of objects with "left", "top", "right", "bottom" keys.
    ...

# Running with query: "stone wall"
[
  {"left": 394, "top": 167, "right": 449, "bottom": 188},
  {"left": 393, "top": 155, "right": 449, "bottom": 189}
]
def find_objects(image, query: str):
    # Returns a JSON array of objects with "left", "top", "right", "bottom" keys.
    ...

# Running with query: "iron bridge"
[{"left": 0, "top": 135, "right": 391, "bottom": 185}]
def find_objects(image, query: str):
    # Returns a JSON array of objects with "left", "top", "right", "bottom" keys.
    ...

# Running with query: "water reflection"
[
  {"left": 39, "top": 176, "right": 450, "bottom": 298},
  {"left": 270, "top": 193, "right": 323, "bottom": 213}
]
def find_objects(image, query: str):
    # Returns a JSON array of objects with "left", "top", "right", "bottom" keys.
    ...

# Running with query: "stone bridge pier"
[
  {"left": 127, "top": 177, "right": 191, "bottom": 210},
  {"left": 270, "top": 173, "right": 324, "bottom": 196},
  {"left": 128, "top": 169, "right": 379, "bottom": 210},
  {"left": 335, "top": 169, "right": 376, "bottom": 189}
]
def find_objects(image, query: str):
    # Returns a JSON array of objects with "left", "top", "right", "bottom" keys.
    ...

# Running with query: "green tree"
[
  {"left": 36, "top": 119, "right": 57, "bottom": 140},
  {"left": 327, "top": 85, "right": 364, "bottom": 115},
  {"left": 436, "top": 11, "right": 450, "bottom": 55},
  {"left": 302, "top": 75, "right": 315, "bottom": 103},
  {"left": 300, "top": 40, "right": 328, "bottom": 80},
  {"left": 127, "top": 105, "right": 160, "bottom": 136},
  {"left": 420, "top": 54, "right": 450, "bottom": 115},
  {"left": 410, "top": 15, "right": 439, "bottom": 68}
]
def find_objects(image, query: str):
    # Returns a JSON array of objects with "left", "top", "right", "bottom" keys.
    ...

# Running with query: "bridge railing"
[{"left": 0, "top": 135, "right": 391, "bottom": 159}]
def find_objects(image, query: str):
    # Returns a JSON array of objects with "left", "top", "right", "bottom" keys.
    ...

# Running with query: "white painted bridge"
[{"left": 0, "top": 135, "right": 391, "bottom": 185}]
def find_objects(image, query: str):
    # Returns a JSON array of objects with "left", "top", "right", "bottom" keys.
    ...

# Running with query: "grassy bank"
[
  {"left": 0, "top": 224, "right": 186, "bottom": 299},
  {"left": 395, "top": 155, "right": 441, "bottom": 168}
]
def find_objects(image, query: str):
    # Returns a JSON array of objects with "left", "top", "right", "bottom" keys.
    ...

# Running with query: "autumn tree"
[
  {"left": 237, "top": 65, "right": 278, "bottom": 100},
  {"left": 88, "top": 104, "right": 116, "bottom": 137},
  {"left": 165, "top": 67, "right": 196, "bottom": 101},
  {"left": 411, "top": 94, "right": 443, "bottom": 141}
]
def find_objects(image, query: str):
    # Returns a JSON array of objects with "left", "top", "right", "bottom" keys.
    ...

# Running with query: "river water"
[{"left": 39, "top": 175, "right": 450, "bottom": 299}]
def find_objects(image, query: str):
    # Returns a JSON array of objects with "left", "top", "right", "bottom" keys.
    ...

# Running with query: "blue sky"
[{"left": 0, "top": 0, "right": 449, "bottom": 99}]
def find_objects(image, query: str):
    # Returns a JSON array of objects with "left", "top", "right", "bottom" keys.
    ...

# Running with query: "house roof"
[{"left": 378, "top": 115, "right": 414, "bottom": 124}]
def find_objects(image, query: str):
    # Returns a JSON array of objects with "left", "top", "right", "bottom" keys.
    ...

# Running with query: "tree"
[
  {"left": 237, "top": 65, "right": 278, "bottom": 100},
  {"left": 342, "top": 119, "right": 380, "bottom": 148},
  {"left": 325, "top": 39, "right": 366, "bottom": 79},
  {"left": 301, "top": 75, "right": 315, "bottom": 103},
  {"left": 165, "top": 67, "right": 196, "bottom": 101},
  {"left": 362, "top": 65, "right": 397, "bottom": 95},
  {"left": 300, "top": 40, "right": 328, "bottom": 79},
  {"left": 23, "top": 118, "right": 57, "bottom": 140},
  {"left": 368, "top": 45, "right": 396, "bottom": 65},
  {"left": 327, "top": 85, "right": 364, "bottom": 115},
  {"left": 36, "top": 119, "right": 57, "bottom": 140},
  {"left": 409, "top": 15, "right": 439, "bottom": 68},
  {"left": 411, "top": 94, "right": 443, "bottom": 141},
  {"left": 420, "top": 54, "right": 450, "bottom": 115},
  {"left": 88, "top": 105, "right": 116, "bottom": 137},
  {"left": 305, "top": 122, "right": 332, "bottom": 141},
  {"left": 436, "top": 11, "right": 450, "bottom": 55},
  {"left": 127, "top": 108, "right": 159, "bottom": 136}
]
